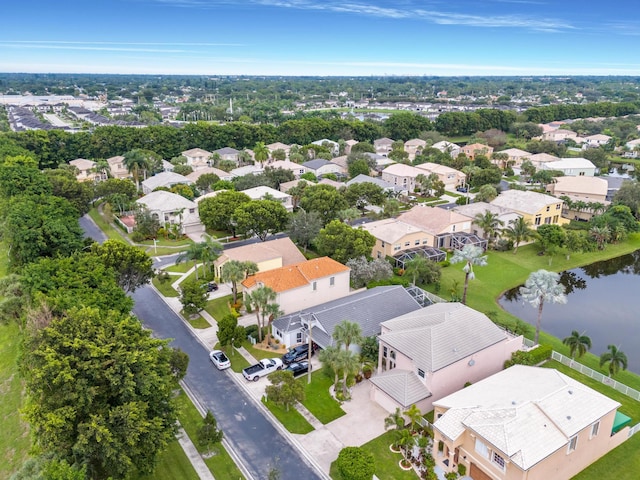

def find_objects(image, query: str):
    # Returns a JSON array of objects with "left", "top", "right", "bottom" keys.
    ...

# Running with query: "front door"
[{"left": 470, "top": 463, "right": 493, "bottom": 480}]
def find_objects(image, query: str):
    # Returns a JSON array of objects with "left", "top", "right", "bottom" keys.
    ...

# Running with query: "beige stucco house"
[
  {"left": 240, "top": 185, "right": 294, "bottom": 212},
  {"left": 542, "top": 129, "right": 578, "bottom": 142},
  {"left": 185, "top": 166, "right": 234, "bottom": 183},
  {"left": 460, "top": 143, "right": 493, "bottom": 160},
  {"left": 432, "top": 365, "right": 628, "bottom": 480},
  {"left": 69, "top": 158, "right": 103, "bottom": 182},
  {"left": 267, "top": 142, "right": 291, "bottom": 159},
  {"left": 106, "top": 155, "right": 130, "bottom": 179},
  {"left": 135, "top": 190, "right": 205, "bottom": 237},
  {"left": 404, "top": 138, "right": 427, "bottom": 160},
  {"left": 381, "top": 163, "right": 423, "bottom": 192},
  {"left": 490, "top": 190, "right": 569, "bottom": 229},
  {"left": 370, "top": 302, "right": 523, "bottom": 413},
  {"left": 374, "top": 137, "right": 395, "bottom": 156},
  {"left": 547, "top": 176, "right": 609, "bottom": 221},
  {"left": 141, "top": 171, "right": 193, "bottom": 195},
  {"left": 241, "top": 257, "right": 351, "bottom": 314},
  {"left": 182, "top": 148, "right": 212, "bottom": 170},
  {"left": 214, "top": 237, "right": 306, "bottom": 278},
  {"left": 494, "top": 148, "right": 531, "bottom": 168},
  {"left": 453, "top": 202, "right": 521, "bottom": 240},
  {"left": 213, "top": 147, "right": 241, "bottom": 164},
  {"left": 415, "top": 162, "right": 465, "bottom": 190},
  {"left": 432, "top": 141, "right": 461, "bottom": 158},
  {"left": 529, "top": 153, "right": 560, "bottom": 169},
  {"left": 268, "top": 160, "right": 309, "bottom": 178}
]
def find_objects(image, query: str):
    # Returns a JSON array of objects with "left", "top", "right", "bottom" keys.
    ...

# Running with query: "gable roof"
[
  {"left": 434, "top": 366, "right": 620, "bottom": 471},
  {"left": 529, "top": 152, "right": 560, "bottom": 163},
  {"left": 242, "top": 257, "right": 349, "bottom": 293},
  {"left": 272, "top": 286, "right": 423, "bottom": 347},
  {"left": 360, "top": 218, "right": 423, "bottom": 243},
  {"left": 241, "top": 185, "right": 291, "bottom": 201},
  {"left": 141, "top": 171, "right": 192, "bottom": 191},
  {"left": 182, "top": 147, "right": 212, "bottom": 157},
  {"left": 69, "top": 158, "right": 95, "bottom": 170},
  {"left": 374, "top": 137, "right": 395, "bottom": 145},
  {"left": 382, "top": 163, "right": 422, "bottom": 178},
  {"left": 499, "top": 148, "right": 531, "bottom": 157},
  {"left": 218, "top": 237, "right": 306, "bottom": 267},
  {"left": 346, "top": 174, "right": 397, "bottom": 190},
  {"left": 490, "top": 190, "right": 561, "bottom": 214},
  {"left": 415, "top": 162, "right": 464, "bottom": 177},
  {"left": 452, "top": 201, "right": 520, "bottom": 220},
  {"left": 405, "top": 138, "right": 427, "bottom": 147},
  {"left": 379, "top": 302, "right": 508, "bottom": 372},
  {"left": 106, "top": 155, "right": 125, "bottom": 165},
  {"left": 267, "top": 142, "right": 290, "bottom": 151}
]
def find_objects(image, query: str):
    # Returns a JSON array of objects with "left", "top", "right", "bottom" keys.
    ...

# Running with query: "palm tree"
[
  {"left": 319, "top": 345, "right": 342, "bottom": 388},
  {"left": 589, "top": 225, "right": 611, "bottom": 250},
  {"left": 473, "top": 211, "right": 504, "bottom": 247},
  {"left": 404, "top": 404, "right": 423, "bottom": 433},
  {"left": 123, "top": 149, "right": 150, "bottom": 191},
  {"left": 221, "top": 260, "right": 247, "bottom": 304},
  {"left": 503, "top": 217, "right": 534, "bottom": 254},
  {"left": 92, "top": 159, "right": 110, "bottom": 180},
  {"left": 332, "top": 320, "right": 362, "bottom": 352},
  {"left": 384, "top": 407, "right": 406, "bottom": 431},
  {"left": 599, "top": 345, "right": 628, "bottom": 378},
  {"left": 246, "top": 285, "right": 277, "bottom": 343},
  {"left": 254, "top": 142, "right": 269, "bottom": 163},
  {"left": 519, "top": 269, "right": 567, "bottom": 344},
  {"left": 450, "top": 245, "right": 488, "bottom": 305},
  {"left": 176, "top": 242, "right": 205, "bottom": 280},
  {"left": 336, "top": 349, "right": 360, "bottom": 398},
  {"left": 395, "top": 428, "right": 415, "bottom": 463},
  {"left": 263, "top": 303, "right": 283, "bottom": 346},
  {"left": 242, "top": 261, "right": 259, "bottom": 279},
  {"left": 404, "top": 255, "right": 429, "bottom": 286},
  {"left": 200, "top": 237, "right": 223, "bottom": 276},
  {"left": 562, "top": 330, "right": 592, "bottom": 360}
]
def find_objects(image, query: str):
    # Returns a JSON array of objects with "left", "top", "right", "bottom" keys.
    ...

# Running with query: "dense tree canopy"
[
  {"left": 90, "top": 240, "right": 155, "bottom": 293},
  {"left": 233, "top": 199, "right": 290, "bottom": 241},
  {"left": 20, "top": 307, "right": 178, "bottom": 480},
  {"left": 198, "top": 190, "right": 251, "bottom": 234},
  {"left": 299, "top": 184, "right": 349, "bottom": 224},
  {"left": 315, "top": 220, "right": 376, "bottom": 263}
]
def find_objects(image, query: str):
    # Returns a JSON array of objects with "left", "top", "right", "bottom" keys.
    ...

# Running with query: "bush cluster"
[{"left": 504, "top": 344, "right": 552, "bottom": 368}]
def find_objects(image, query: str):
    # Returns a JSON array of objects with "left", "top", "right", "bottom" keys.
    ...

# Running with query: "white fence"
[{"left": 551, "top": 351, "right": 640, "bottom": 401}]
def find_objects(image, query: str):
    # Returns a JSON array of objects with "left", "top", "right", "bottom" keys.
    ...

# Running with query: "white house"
[
  {"left": 541, "top": 158, "right": 596, "bottom": 177},
  {"left": 136, "top": 190, "right": 205, "bottom": 237},
  {"left": 302, "top": 159, "right": 345, "bottom": 177},
  {"left": 241, "top": 185, "right": 294, "bottom": 211},
  {"left": 141, "top": 171, "right": 193, "bottom": 194},
  {"left": 181, "top": 148, "right": 212, "bottom": 170}
]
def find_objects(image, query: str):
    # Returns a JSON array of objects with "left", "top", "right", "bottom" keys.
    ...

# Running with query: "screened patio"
[{"left": 393, "top": 246, "right": 446, "bottom": 269}]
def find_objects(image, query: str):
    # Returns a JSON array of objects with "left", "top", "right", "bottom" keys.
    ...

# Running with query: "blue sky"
[{"left": 1, "top": 0, "right": 639, "bottom": 76}]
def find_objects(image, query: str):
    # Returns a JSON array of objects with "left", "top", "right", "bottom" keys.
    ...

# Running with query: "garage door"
[{"left": 470, "top": 463, "right": 493, "bottom": 480}]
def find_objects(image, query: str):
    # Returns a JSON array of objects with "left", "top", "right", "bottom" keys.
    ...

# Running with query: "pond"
[{"left": 499, "top": 250, "right": 640, "bottom": 374}]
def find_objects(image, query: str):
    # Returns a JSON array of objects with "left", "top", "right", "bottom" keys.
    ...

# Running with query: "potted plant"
[{"left": 362, "top": 363, "right": 374, "bottom": 379}]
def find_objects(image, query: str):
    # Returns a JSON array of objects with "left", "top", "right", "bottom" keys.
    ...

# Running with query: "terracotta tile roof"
[{"left": 242, "top": 257, "right": 349, "bottom": 293}]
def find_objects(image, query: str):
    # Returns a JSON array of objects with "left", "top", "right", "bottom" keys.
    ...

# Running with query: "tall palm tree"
[
  {"left": 200, "top": 237, "right": 223, "bottom": 276},
  {"left": 519, "top": 269, "right": 567, "bottom": 344},
  {"left": 263, "top": 303, "right": 284, "bottom": 346},
  {"left": 176, "top": 242, "right": 205, "bottom": 280},
  {"left": 404, "top": 255, "right": 429, "bottom": 286},
  {"left": 319, "top": 345, "right": 342, "bottom": 388},
  {"left": 599, "top": 345, "right": 628, "bottom": 378},
  {"left": 450, "top": 245, "right": 488, "bottom": 305},
  {"left": 242, "top": 261, "right": 259, "bottom": 279},
  {"left": 220, "top": 260, "right": 247, "bottom": 304},
  {"left": 395, "top": 428, "right": 415, "bottom": 462},
  {"left": 404, "top": 404, "right": 423, "bottom": 433},
  {"left": 336, "top": 349, "right": 360, "bottom": 398},
  {"left": 123, "top": 149, "right": 150, "bottom": 191},
  {"left": 254, "top": 142, "right": 269, "bottom": 163},
  {"left": 473, "top": 211, "right": 504, "bottom": 246},
  {"left": 503, "top": 216, "right": 534, "bottom": 254},
  {"left": 562, "top": 330, "right": 592, "bottom": 360},
  {"left": 332, "top": 320, "right": 362, "bottom": 352},
  {"left": 246, "top": 285, "right": 277, "bottom": 343}
]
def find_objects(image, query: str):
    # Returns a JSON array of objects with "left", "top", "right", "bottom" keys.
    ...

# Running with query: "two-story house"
[
  {"left": 493, "top": 148, "right": 531, "bottom": 169},
  {"left": 374, "top": 137, "right": 395, "bottom": 157},
  {"left": 106, "top": 155, "right": 130, "bottom": 180},
  {"left": 182, "top": 148, "right": 212, "bottom": 170},
  {"left": 241, "top": 257, "right": 351, "bottom": 315},
  {"left": 381, "top": 163, "right": 423, "bottom": 192},
  {"left": 240, "top": 185, "right": 294, "bottom": 212},
  {"left": 302, "top": 159, "right": 345, "bottom": 177},
  {"left": 432, "top": 141, "right": 461, "bottom": 158},
  {"left": 370, "top": 302, "right": 523, "bottom": 414},
  {"left": 213, "top": 147, "right": 241, "bottom": 165},
  {"left": 460, "top": 143, "right": 493, "bottom": 160},
  {"left": 135, "top": 190, "right": 205, "bottom": 236},
  {"left": 541, "top": 158, "right": 596, "bottom": 177},
  {"left": 69, "top": 158, "right": 103, "bottom": 182},
  {"left": 404, "top": 138, "right": 427, "bottom": 160},
  {"left": 214, "top": 237, "right": 306, "bottom": 278},
  {"left": 490, "top": 190, "right": 569, "bottom": 229},
  {"left": 141, "top": 171, "right": 193, "bottom": 195},
  {"left": 415, "top": 162, "right": 465, "bottom": 190},
  {"left": 546, "top": 176, "right": 609, "bottom": 221},
  {"left": 432, "top": 365, "right": 628, "bottom": 480}
]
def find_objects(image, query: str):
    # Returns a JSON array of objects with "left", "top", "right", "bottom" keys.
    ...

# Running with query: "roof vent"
[
  {"left": 568, "top": 390, "right": 573, "bottom": 395},
  {"left": 511, "top": 400, "right": 516, "bottom": 405},
  {"left": 567, "top": 416, "right": 572, "bottom": 421}
]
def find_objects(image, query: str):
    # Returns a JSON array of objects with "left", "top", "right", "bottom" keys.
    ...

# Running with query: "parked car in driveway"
[
  {"left": 282, "top": 343, "right": 318, "bottom": 365},
  {"left": 206, "top": 282, "right": 218, "bottom": 292},
  {"left": 284, "top": 361, "right": 311, "bottom": 377},
  {"left": 209, "top": 350, "right": 231, "bottom": 370}
]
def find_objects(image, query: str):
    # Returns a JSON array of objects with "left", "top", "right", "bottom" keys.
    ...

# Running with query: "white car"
[{"left": 209, "top": 350, "right": 231, "bottom": 370}]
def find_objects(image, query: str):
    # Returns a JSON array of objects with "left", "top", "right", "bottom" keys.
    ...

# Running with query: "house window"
[
  {"left": 404, "top": 242, "right": 410, "bottom": 247},
  {"left": 296, "top": 332, "right": 303, "bottom": 343},
  {"left": 417, "top": 369, "right": 425, "bottom": 379},
  {"left": 553, "top": 215, "right": 559, "bottom": 223},
  {"left": 383, "top": 346, "right": 388, "bottom": 358},
  {"left": 381, "top": 241, "right": 385, "bottom": 247},
  {"left": 189, "top": 208, "right": 195, "bottom": 214},
  {"left": 330, "top": 276, "right": 335, "bottom": 286},
  {"left": 591, "top": 421, "right": 600, "bottom": 439},
  {"left": 415, "top": 239, "right": 420, "bottom": 245},
  {"left": 492, "top": 452, "right": 506, "bottom": 471},
  {"left": 544, "top": 217, "right": 552, "bottom": 224},
  {"left": 377, "top": 251, "right": 382, "bottom": 259},
  {"left": 546, "top": 206, "right": 550, "bottom": 212},
  {"left": 475, "top": 439, "right": 489, "bottom": 459},
  {"left": 556, "top": 204, "right": 561, "bottom": 210},
  {"left": 535, "top": 216, "right": 541, "bottom": 226},
  {"left": 390, "top": 350, "right": 396, "bottom": 360},
  {"left": 312, "top": 281, "right": 317, "bottom": 291},
  {"left": 394, "top": 244, "right": 401, "bottom": 251},
  {"left": 568, "top": 435, "right": 578, "bottom": 453}
]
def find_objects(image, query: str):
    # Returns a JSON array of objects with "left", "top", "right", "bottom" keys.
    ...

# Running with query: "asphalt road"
[
  {"left": 80, "top": 214, "right": 108, "bottom": 243},
  {"left": 132, "top": 286, "right": 323, "bottom": 480}
]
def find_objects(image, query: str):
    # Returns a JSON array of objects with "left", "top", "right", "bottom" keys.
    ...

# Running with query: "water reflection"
[{"left": 499, "top": 250, "right": 640, "bottom": 373}]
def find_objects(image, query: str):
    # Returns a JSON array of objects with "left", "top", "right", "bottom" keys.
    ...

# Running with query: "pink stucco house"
[{"left": 370, "top": 302, "right": 523, "bottom": 413}]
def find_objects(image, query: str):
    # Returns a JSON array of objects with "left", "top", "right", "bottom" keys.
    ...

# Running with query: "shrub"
[
  {"left": 366, "top": 277, "right": 410, "bottom": 289},
  {"left": 439, "top": 260, "right": 450, "bottom": 268},
  {"left": 493, "top": 239, "right": 513, "bottom": 251},
  {"left": 157, "top": 271, "right": 171, "bottom": 283},
  {"left": 504, "top": 344, "right": 552, "bottom": 368},
  {"left": 458, "top": 464, "right": 467, "bottom": 476},
  {"left": 131, "top": 231, "right": 145, "bottom": 242},
  {"left": 336, "top": 447, "right": 375, "bottom": 480}
]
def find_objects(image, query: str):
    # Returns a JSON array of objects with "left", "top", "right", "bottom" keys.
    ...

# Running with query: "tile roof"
[
  {"left": 136, "top": 190, "right": 196, "bottom": 212},
  {"left": 213, "top": 147, "right": 240, "bottom": 155},
  {"left": 182, "top": 147, "right": 212, "bottom": 157},
  {"left": 303, "top": 159, "right": 333, "bottom": 170},
  {"left": 499, "top": 148, "right": 531, "bottom": 157},
  {"left": 242, "top": 257, "right": 349, "bottom": 293},
  {"left": 346, "top": 174, "right": 397, "bottom": 190},
  {"left": 141, "top": 171, "right": 192, "bottom": 191},
  {"left": 551, "top": 176, "right": 608, "bottom": 197},
  {"left": 379, "top": 302, "right": 508, "bottom": 372},
  {"left": 370, "top": 370, "right": 432, "bottom": 408},
  {"left": 185, "top": 166, "right": 232, "bottom": 182},
  {"left": 69, "top": 158, "right": 95, "bottom": 171},
  {"left": 541, "top": 158, "right": 596, "bottom": 171},
  {"left": 382, "top": 163, "right": 422, "bottom": 178},
  {"left": 218, "top": 237, "right": 306, "bottom": 267},
  {"left": 359, "top": 218, "right": 424, "bottom": 244},
  {"left": 272, "top": 286, "right": 423, "bottom": 347},
  {"left": 241, "top": 185, "right": 291, "bottom": 200},
  {"left": 397, "top": 205, "right": 470, "bottom": 234},
  {"left": 490, "top": 190, "right": 561, "bottom": 215},
  {"left": 434, "top": 366, "right": 620, "bottom": 471}
]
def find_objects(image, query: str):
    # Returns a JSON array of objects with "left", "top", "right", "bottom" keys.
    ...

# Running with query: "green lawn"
[
  {"left": 174, "top": 390, "right": 245, "bottom": 480},
  {"left": 185, "top": 314, "right": 212, "bottom": 329},
  {"left": 261, "top": 398, "right": 314, "bottom": 434},
  {"left": 0, "top": 322, "right": 31, "bottom": 479},
  {"left": 165, "top": 262, "right": 195, "bottom": 273},
  {"left": 424, "top": 234, "right": 640, "bottom": 391},
  {"left": 134, "top": 440, "right": 199, "bottom": 480},
  {"left": 205, "top": 295, "right": 234, "bottom": 321},
  {"left": 330, "top": 430, "right": 417, "bottom": 480},
  {"left": 219, "top": 345, "right": 252, "bottom": 373},
  {"left": 299, "top": 370, "right": 346, "bottom": 424},
  {"left": 152, "top": 276, "right": 179, "bottom": 297},
  {"left": 140, "top": 237, "right": 193, "bottom": 247},
  {"left": 88, "top": 206, "right": 130, "bottom": 241}
]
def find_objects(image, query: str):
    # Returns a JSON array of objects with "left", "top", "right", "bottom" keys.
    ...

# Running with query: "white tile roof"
[
  {"left": 241, "top": 185, "right": 291, "bottom": 201},
  {"left": 370, "top": 370, "right": 432, "bottom": 408},
  {"left": 433, "top": 366, "right": 620, "bottom": 470},
  {"left": 141, "top": 171, "right": 192, "bottom": 191},
  {"left": 541, "top": 158, "right": 596, "bottom": 171},
  {"left": 490, "top": 190, "right": 561, "bottom": 215},
  {"left": 359, "top": 218, "right": 424, "bottom": 244},
  {"left": 136, "top": 190, "right": 196, "bottom": 212}
]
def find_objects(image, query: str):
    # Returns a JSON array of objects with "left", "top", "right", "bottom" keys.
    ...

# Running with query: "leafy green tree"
[
  {"left": 599, "top": 344, "right": 628, "bottom": 378},
  {"left": 0, "top": 274, "right": 26, "bottom": 323},
  {"left": 265, "top": 370, "right": 305, "bottom": 411},
  {"left": 264, "top": 167, "right": 295, "bottom": 189},
  {"left": 170, "top": 183, "right": 195, "bottom": 200},
  {"left": 90, "top": 240, "right": 154, "bottom": 292},
  {"left": 233, "top": 199, "right": 290, "bottom": 241},
  {"left": 319, "top": 345, "right": 341, "bottom": 387},
  {"left": 337, "top": 207, "right": 361, "bottom": 224},
  {"left": 45, "top": 168, "right": 94, "bottom": 215},
  {"left": 503, "top": 216, "right": 534, "bottom": 254},
  {"left": 197, "top": 411, "right": 224, "bottom": 453},
  {"left": 300, "top": 172, "right": 317, "bottom": 182},
  {"left": 176, "top": 242, "right": 205, "bottom": 280},
  {"left": 0, "top": 155, "right": 52, "bottom": 198},
  {"left": 450, "top": 245, "right": 488, "bottom": 305},
  {"left": 315, "top": 220, "right": 376, "bottom": 264},
  {"left": 172, "top": 164, "right": 193, "bottom": 176},
  {"left": 169, "top": 348, "right": 190, "bottom": 381},
  {"left": 384, "top": 112, "right": 432, "bottom": 141},
  {"left": 133, "top": 205, "right": 161, "bottom": 240},
  {"left": 217, "top": 314, "right": 246, "bottom": 347},
  {"left": 198, "top": 190, "right": 251, "bottom": 235},
  {"left": 519, "top": 269, "right": 567, "bottom": 344},
  {"left": 21, "top": 253, "right": 133, "bottom": 315},
  {"left": 336, "top": 447, "right": 375, "bottom": 480},
  {"left": 474, "top": 184, "right": 498, "bottom": 203},
  {"left": 299, "top": 184, "right": 349, "bottom": 224},
  {"left": 180, "top": 279, "right": 208, "bottom": 315},
  {"left": 613, "top": 181, "right": 640, "bottom": 219},
  {"left": 589, "top": 225, "right": 611, "bottom": 250},
  {"left": 536, "top": 224, "right": 566, "bottom": 255},
  {"left": 344, "top": 182, "right": 385, "bottom": 211},
  {"left": 346, "top": 256, "right": 393, "bottom": 288},
  {"left": 470, "top": 167, "right": 502, "bottom": 187},
  {"left": 4, "top": 194, "right": 84, "bottom": 267},
  {"left": 246, "top": 285, "right": 277, "bottom": 343},
  {"left": 359, "top": 336, "right": 379, "bottom": 364},
  {"left": 288, "top": 209, "right": 323, "bottom": 252},
  {"left": 95, "top": 177, "right": 137, "bottom": 200},
  {"left": 195, "top": 173, "right": 220, "bottom": 193},
  {"left": 562, "top": 330, "right": 592, "bottom": 360},
  {"left": 348, "top": 158, "right": 371, "bottom": 179},
  {"left": 403, "top": 255, "right": 441, "bottom": 286},
  {"left": 20, "top": 307, "right": 177, "bottom": 480}
]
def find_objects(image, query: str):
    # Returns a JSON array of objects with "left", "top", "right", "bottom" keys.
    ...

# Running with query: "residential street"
[{"left": 132, "top": 285, "right": 324, "bottom": 480}]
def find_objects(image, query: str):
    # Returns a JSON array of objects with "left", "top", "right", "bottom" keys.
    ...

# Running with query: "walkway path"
[{"left": 176, "top": 425, "right": 215, "bottom": 480}]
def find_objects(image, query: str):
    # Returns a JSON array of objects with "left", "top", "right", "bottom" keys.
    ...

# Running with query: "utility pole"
[{"left": 306, "top": 313, "right": 313, "bottom": 384}]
